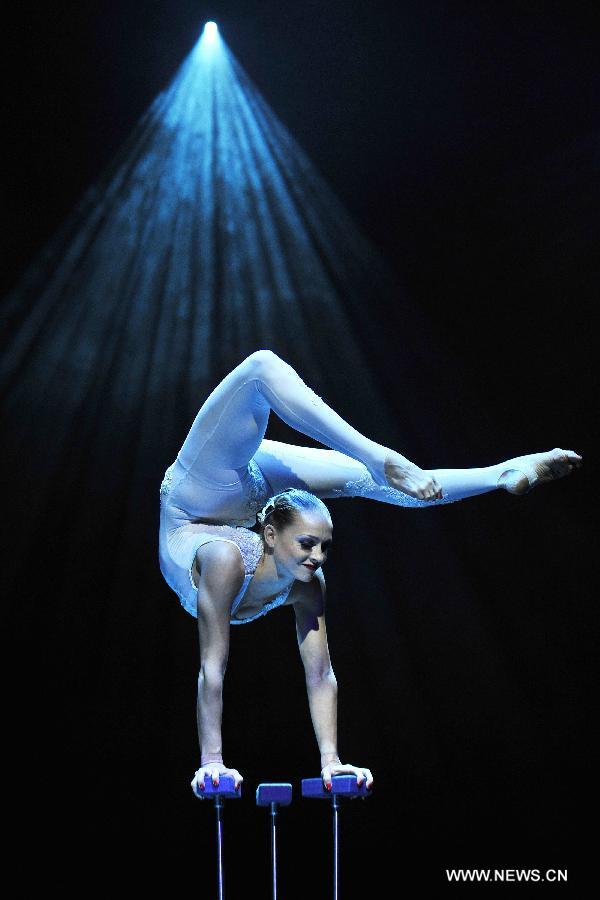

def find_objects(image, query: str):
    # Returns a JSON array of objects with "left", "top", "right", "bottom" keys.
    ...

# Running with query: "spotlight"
[{"left": 203, "top": 21, "right": 218, "bottom": 39}]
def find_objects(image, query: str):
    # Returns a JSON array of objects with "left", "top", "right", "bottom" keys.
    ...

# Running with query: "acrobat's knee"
[
  {"left": 247, "top": 348, "right": 281, "bottom": 372},
  {"left": 243, "top": 349, "right": 285, "bottom": 383}
]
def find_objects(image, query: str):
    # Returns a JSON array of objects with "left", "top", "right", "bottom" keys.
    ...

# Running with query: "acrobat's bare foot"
[
  {"left": 497, "top": 448, "right": 583, "bottom": 495},
  {"left": 383, "top": 452, "right": 443, "bottom": 501}
]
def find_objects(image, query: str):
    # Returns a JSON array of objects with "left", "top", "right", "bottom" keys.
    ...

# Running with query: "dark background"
[{"left": 2, "top": 1, "right": 595, "bottom": 892}]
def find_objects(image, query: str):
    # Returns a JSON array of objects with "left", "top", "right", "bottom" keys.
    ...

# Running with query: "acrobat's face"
[{"left": 268, "top": 511, "right": 333, "bottom": 581}]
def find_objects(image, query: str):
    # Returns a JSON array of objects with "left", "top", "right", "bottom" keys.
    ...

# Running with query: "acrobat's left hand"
[{"left": 321, "top": 761, "right": 374, "bottom": 791}]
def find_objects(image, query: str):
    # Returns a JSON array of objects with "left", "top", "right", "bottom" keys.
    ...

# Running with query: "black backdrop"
[{"left": 2, "top": 2, "right": 595, "bottom": 892}]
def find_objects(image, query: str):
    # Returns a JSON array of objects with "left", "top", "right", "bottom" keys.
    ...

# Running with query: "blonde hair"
[{"left": 256, "top": 488, "right": 331, "bottom": 535}]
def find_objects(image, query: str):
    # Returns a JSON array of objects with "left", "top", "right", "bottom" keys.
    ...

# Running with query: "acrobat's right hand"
[{"left": 191, "top": 762, "right": 244, "bottom": 798}]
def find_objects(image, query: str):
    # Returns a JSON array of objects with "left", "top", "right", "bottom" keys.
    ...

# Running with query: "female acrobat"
[{"left": 158, "top": 349, "right": 582, "bottom": 795}]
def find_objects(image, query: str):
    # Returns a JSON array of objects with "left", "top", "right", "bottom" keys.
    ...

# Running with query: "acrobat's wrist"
[{"left": 320, "top": 751, "right": 341, "bottom": 766}]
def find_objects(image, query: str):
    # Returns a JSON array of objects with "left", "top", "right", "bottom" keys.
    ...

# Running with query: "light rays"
[
  {"left": 1, "top": 27, "right": 420, "bottom": 632},
  {"left": 2, "top": 27, "right": 406, "bottom": 427}
]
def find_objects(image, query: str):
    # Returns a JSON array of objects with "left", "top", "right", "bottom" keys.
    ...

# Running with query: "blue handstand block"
[
  {"left": 195, "top": 774, "right": 242, "bottom": 799},
  {"left": 301, "top": 775, "right": 371, "bottom": 799},
  {"left": 256, "top": 783, "right": 293, "bottom": 806}
]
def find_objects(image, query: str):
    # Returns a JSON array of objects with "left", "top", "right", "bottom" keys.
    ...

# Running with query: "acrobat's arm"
[{"left": 294, "top": 571, "right": 374, "bottom": 790}]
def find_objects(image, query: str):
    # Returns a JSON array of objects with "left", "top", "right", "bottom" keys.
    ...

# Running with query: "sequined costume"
[
  {"left": 159, "top": 458, "right": 293, "bottom": 623},
  {"left": 159, "top": 350, "right": 511, "bottom": 622}
]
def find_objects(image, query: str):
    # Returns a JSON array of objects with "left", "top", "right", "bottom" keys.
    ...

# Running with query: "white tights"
[{"left": 174, "top": 350, "right": 513, "bottom": 511}]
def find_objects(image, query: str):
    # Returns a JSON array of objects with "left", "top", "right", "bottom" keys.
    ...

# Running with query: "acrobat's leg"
[
  {"left": 177, "top": 350, "right": 392, "bottom": 488},
  {"left": 177, "top": 350, "right": 581, "bottom": 498},
  {"left": 253, "top": 439, "right": 581, "bottom": 506}
]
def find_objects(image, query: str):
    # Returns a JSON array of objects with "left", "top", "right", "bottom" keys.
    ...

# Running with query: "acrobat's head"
[{"left": 257, "top": 488, "right": 333, "bottom": 581}]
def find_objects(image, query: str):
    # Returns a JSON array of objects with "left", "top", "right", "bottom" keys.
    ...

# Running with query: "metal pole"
[
  {"left": 215, "top": 795, "right": 225, "bottom": 900},
  {"left": 332, "top": 795, "right": 340, "bottom": 900},
  {"left": 270, "top": 801, "right": 278, "bottom": 900}
]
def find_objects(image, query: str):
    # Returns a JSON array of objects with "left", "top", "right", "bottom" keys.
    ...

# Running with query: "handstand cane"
[
  {"left": 256, "top": 783, "right": 293, "bottom": 899},
  {"left": 302, "top": 775, "right": 372, "bottom": 900},
  {"left": 194, "top": 773, "right": 241, "bottom": 899}
]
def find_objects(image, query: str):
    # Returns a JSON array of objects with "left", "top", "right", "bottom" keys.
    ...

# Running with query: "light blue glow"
[
  {"left": 196, "top": 20, "right": 222, "bottom": 62},
  {"left": 203, "top": 21, "right": 218, "bottom": 40},
  {"left": 3, "top": 23, "right": 397, "bottom": 421}
]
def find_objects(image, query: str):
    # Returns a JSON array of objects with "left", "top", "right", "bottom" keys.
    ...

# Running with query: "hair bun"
[
  {"left": 257, "top": 498, "right": 276, "bottom": 525},
  {"left": 256, "top": 488, "right": 330, "bottom": 532}
]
